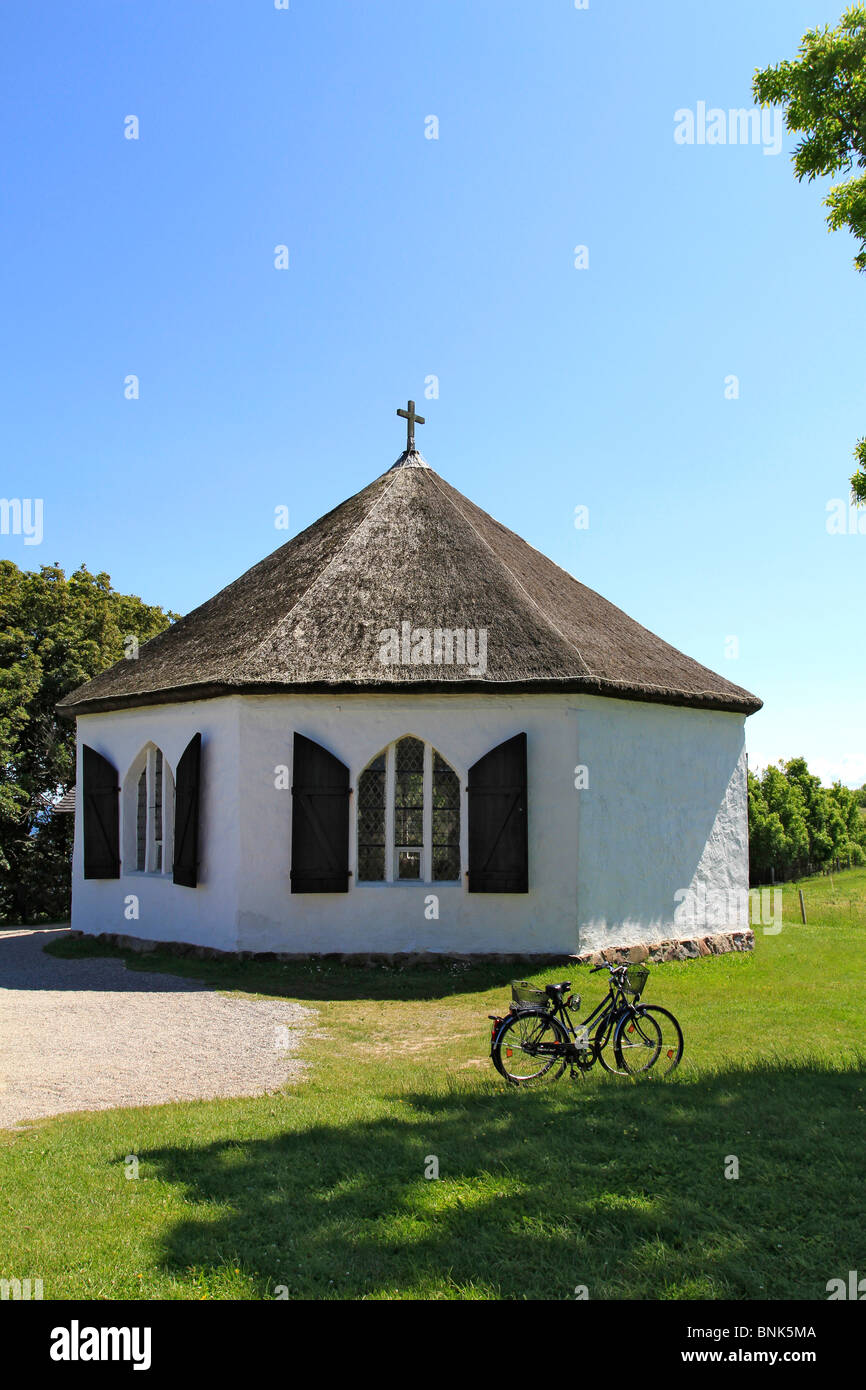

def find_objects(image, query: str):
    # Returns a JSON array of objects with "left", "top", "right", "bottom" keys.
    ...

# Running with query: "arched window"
[
  {"left": 124, "top": 744, "right": 174, "bottom": 875},
  {"left": 394, "top": 735, "right": 424, "bottom": 879},
  {"left": 357, "top": 751, "right": 386, "bottom": 883},
  {"left": 357, "top": 736, "right": 461, "bottom": 883}
]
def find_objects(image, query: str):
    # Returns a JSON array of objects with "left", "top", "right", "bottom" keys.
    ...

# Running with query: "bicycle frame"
[
  {"left": 552, "top": 983, "right": 635, "bottom": 1065},
  {"left": 499, "top": 977, "right": 638, "bottom": 1068}
]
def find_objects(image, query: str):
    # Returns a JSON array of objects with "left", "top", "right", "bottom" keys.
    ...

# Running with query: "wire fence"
[{"left": 753, "top": 856, "right": 864, "bottom": 887}]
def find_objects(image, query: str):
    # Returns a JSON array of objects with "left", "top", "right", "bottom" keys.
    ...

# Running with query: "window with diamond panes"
[
  {"left": 356, "top": 738, "right": 461, "bottom": 884},
  {"left": 130, "top": 744, "right": 174, "bottom": 876},
  {"left": 357, "top": 752, "right": 386, "bottom": 881},
  {"left": 136, "top": 770, "right": 147, "bottom": 871},
  {"left": 432, "top": 751, "right": 461, "bottom": 881},
  {"left": 153, "top": 748, "right": 163, "bottom": 872},
  {"left": 394, "top": 736, "right": 424, "bottom": 879}
]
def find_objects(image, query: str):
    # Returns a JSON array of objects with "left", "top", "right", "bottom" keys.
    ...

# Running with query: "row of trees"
[
  {"left": 0, "top": 560, "right": 176, "bottom": 923},
  {"left": 748, "top": 757, "right": 866, "bottom": 885}
]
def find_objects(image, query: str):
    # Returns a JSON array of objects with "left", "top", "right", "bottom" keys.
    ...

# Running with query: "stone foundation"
[
  {"left": 573, "top": 929, "right": 754, "bottom": 965},
  {"left": 67, "top": 928, "right": 753, "bottom": 968}
]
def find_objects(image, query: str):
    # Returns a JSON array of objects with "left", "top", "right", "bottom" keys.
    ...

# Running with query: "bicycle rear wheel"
[
  {"left": 614, "top": 1008, "right": 662, "bottom": 1074},
  {"left": 493, "top": 1010, "right": 568, "bottom": 1085}
]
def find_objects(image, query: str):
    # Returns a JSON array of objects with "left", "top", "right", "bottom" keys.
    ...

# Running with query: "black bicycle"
[{"left": 489, "top": 962, "right": 683, "bottom": 1086}]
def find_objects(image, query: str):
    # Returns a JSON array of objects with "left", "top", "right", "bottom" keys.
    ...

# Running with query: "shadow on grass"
[
  {"left": 44, "top": 934, "right": 564, "bottom": 1002},
  {"left": 140, "top": 1059, "right": 866, "bottom": 1300}
]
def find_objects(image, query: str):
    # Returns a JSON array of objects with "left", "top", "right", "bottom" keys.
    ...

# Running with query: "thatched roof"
[{"left": 58, "top": 451, "right": 761, "bottom": 717}]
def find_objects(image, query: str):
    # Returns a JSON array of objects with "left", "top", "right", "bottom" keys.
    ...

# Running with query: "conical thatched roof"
[{"left": 58, "top": 451, "right": 761, "bottom": 717}]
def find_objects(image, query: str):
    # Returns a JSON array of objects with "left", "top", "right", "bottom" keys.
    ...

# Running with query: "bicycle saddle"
[{"left": 546, "top": 981, "right": 572, "bottom": 994}]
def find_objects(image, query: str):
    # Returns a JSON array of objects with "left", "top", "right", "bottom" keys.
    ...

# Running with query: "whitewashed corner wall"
[
  {"left": 72, "top": 698, "right": 243, "bottom": 950},
  {"left": 573, "top": 699, "right": 749, "bottom": 950},
  {"left": 71, "top": 691, "right": 749, "bottom": 956}
]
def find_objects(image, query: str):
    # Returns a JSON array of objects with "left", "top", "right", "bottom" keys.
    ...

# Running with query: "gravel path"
[{"left": 0, "top": 928, "right": 316, "bottom": 1131}]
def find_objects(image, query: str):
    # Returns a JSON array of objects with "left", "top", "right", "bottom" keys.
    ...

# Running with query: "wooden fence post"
[{"left": 798, "top": 889, "right": 807, "bottom": 924}]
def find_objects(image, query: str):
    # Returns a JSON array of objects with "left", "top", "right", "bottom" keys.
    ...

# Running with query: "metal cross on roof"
[{"left": 396, "top": 399, "right": 425, "bottom": 452}]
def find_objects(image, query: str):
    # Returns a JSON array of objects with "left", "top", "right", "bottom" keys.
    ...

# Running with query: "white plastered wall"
[
  {"left": 236, "top": 693, "right": 579, "bottom": 954},
  {"left": 70, "top": 690, "right": 749, "bottom": 956},
  {"left": 71, "top": 698, "right": 242, "bottom": 950},
  {"left": 573, "top": 697, "right": 749, "bottom": 950}
]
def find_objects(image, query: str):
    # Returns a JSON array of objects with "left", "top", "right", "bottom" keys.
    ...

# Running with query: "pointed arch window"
[
  {"left": 357, "top": 736, "right": 461, "bottom": 883},
  {"left": 136, "top": 769, "right": 147, "bottom": 870},
  {"left": 431, "top": 751, "right": 461, "bottom": 881},
  {"left": 394, "top": 736, "right": 424, "bottom": 879},
  {"left": 127, "top": 745, "right": 174, "bottom": 875},
  {"left": 357, "top": 752, "right": 386, "bottom": 883}
]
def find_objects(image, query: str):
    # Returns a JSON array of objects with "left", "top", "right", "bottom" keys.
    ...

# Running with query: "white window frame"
[
  {"left": 125, "top": 744, "right": 174, "bottom": 877},
  {"left": 356, "top": 738, "right": 460, "bottom": 886}
]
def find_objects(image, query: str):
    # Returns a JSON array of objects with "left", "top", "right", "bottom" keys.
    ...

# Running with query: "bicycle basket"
[
  {"left": 511, "top": 980, "right": 550, "bottom": 1008},
  {"left": 621, "top": 965, "right": 649, "bottom": 999}
]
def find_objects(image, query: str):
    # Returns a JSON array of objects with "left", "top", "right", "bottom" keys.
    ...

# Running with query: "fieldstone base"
[
  {"left": 66, "top": 931, "right": 574, "bottom": 967},
  {"left": 572, "top": 929, "right": 754, "bottom": 966},
  {"left": 67, "top": 928, "right": 753, "bottom": 968}
]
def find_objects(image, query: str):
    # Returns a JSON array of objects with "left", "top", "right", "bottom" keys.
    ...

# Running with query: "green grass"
[{"left": 2, "top": 870, "right": 865, "bottom": 1300}]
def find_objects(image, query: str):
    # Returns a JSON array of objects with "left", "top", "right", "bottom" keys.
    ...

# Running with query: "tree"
[
  {"left": 0, "top": 562, "right": 177, "bottom": 923},
  {"left": 748, "top": 755, "right": 866, "bottom": 883},
  {"left": 753, "top": 5, "right": 866, "bottom": 502},
  {"left": 827, "top": 779, "right": 866, "bottom": 848},
  {"left": 748, "top": 764, "right": 810, "bottom": 882}
]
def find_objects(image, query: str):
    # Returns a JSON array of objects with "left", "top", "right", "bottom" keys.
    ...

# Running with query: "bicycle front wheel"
[
  {"left": 614, "top": 1008, "right": 662, "bottom": 1074},
  {"left": 594, "top": 1015, "right": 625, "bottom": 1075},
  {"left": 493, "top": 1011, "right": 568, "bottom": 1085},
  {"left": 634, "top": 1005, "right": 683, "bottom": 1075}
]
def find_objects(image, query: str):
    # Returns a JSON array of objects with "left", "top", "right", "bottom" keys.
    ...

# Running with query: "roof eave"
[{"left": 56, "top": 676, "right": 762, "bottom": 719}]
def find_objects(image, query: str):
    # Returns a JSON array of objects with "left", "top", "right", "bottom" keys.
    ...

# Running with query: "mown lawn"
[{"left": 1, "top": 870, "right": 865, "bottom": 1300}]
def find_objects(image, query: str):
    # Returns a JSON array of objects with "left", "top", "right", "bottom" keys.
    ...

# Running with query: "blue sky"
[{"left": 2, "top": 0, "right": 863, "bottom": 785}]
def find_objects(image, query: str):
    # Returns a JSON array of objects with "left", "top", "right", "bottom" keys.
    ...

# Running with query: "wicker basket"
[
  {"left": 511, "top": 980, "right": 550, "bottom": 1008},
  {"left": 621, "top": 965, "right": 649, "bottom": 998}
]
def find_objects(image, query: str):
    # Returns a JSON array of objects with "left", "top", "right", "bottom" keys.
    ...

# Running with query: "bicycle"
[{"left": 489, "top": 961, "right": 683, "bottom": 1086}]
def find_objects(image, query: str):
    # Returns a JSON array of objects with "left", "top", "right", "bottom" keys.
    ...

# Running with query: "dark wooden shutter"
[
  {"left": 291, "top": 733, "right": 350, "bottom": 893},
  {"left": 82, "top": 746, "right": 120, "bottom": 879},
  {"left": 173, "top": 733, "right": 202, "bottom": 887},
  {"left": 468, "top": 733, "right": 528, "bottom": 893}
]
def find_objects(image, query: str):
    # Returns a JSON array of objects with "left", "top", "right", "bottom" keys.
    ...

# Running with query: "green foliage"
[
  {"left": 753, "top": 5, "right": 866, "bottom": 268},
  {"left": 853, "top": 436, "right": 866, "bottom": 502},
  {"left": 748, "top": 755, "right": 866, "bottom": 882},
  {"left": 753, "top": 6, "right": 866, "bottom": 502},
  {"left": 0, "top": 561, "right": 177, "bottom": 923}
]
